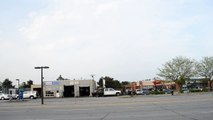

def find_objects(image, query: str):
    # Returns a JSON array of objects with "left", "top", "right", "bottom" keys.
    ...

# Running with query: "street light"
[
  {"left": 16, "top": 79, "right": 20, "bottom": 89},
  {"left": 34, "top": 66, "right": 49, "bottom": 105}
]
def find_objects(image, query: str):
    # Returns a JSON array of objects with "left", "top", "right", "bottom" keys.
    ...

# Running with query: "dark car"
[
  {"left": 164, "top": 89, "right": 172, "bottom": 94},
  {"left": 92, "top": 88, "right": 104, "bottom": 97},
  {"left": 142, "top": 89, "right": 149, "bottom": 95}
]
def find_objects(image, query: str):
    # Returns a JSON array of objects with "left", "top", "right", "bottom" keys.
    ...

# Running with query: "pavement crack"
[{"left": 100, "top": 112, "right": 110, "bottom": 120}]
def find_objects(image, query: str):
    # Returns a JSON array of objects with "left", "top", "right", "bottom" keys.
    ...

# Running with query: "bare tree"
[{"left": 158, "top": 56, "right": 197, "bottom": 91}]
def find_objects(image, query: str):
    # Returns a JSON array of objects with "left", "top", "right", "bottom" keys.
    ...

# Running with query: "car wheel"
[
  {"left": 116, "top": 92, "right": 120, "bottom": 96},
  {"left": 29, "top": 96, "right": 34, "bottom": 99},
  {"left": 1, "top": 97, "right": 4, "bottom": 100}
]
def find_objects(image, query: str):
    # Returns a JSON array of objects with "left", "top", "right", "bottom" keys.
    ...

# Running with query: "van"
[{"left": 23, "top": 91, "right": 38, "bottom": 99}]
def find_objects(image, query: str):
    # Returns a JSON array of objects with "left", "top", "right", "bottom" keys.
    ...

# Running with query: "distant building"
[
  {"left": 31, "top": 84, "right": 41, "bottom": 97},
  {"left": 127, "top": 80, "right": 175, "bottom": 91},
  {"left": 31, "top": 79, "right": 96, "bottom": 98},
  {"left": 187, "top": 78, "right": 209, "bottom": 89}
]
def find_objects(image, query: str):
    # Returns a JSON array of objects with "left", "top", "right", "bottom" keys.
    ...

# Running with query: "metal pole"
[
  {"left": 35, "top": 66, "right": 49, "bottom": 105},
  {"left": 41, "top": 68, "right": 44, "bottom": 105}
]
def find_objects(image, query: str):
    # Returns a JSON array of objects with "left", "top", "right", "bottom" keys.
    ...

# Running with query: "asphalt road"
[{"left": 0, "top": 93, "right": 213, "bottom": 120}]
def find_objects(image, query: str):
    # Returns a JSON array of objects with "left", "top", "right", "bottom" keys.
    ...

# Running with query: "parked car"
[
  {"left": 195, "top": 86, "right": 203, "bottom": 91},
  {"left": 142, "top": 89, "right": 150, "bottom": 95},
  {"left": 0, "top": 93, "right": 12, "bottom": 100},
  {"left": 11, "top": 94, "right": 19, "bottom": 99},
  {"left": 182, "top": 88, "right": 189, "bottom": 93},
  {"left": 92, "top": 88, "right": 121, "bottom": 97},
  {"left": 164, "top": 89, "right": 172, "bottom": 94},
  {"left": 23, "top": 91, "right": 38, "bottom": 99},
  {"left": 136, "top": 89, "right": 143, "bottom": 95},
  {"left": 136, "top": 89, "right": 149, "bottom": 95},
  {"left": 127, "top": 90, "right": 136, "bottom": 95}
]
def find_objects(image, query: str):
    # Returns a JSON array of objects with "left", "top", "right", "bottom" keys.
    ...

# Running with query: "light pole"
[
  {"left": 34, "top": 66, "right": 49, "bottom": 105},
  {"left": 16, "top": 79, "right": 20, "bottom": 89}
]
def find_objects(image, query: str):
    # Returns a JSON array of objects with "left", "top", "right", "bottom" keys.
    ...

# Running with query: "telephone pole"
[{"left": 34, "top": 66, "right": 49, "bottom": 105}]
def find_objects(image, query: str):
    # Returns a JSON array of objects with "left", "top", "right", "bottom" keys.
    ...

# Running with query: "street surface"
[{"left": 0, "top": 93, "right": 213, "bottom": 120}]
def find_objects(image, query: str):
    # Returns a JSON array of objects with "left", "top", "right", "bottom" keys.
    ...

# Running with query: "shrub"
[
  {"left": 202, "top": 87, "right": 208, "bottom": 92},
  {"left": 189, "top": 89, "right": 202, "bottom": 92},
  {"left": 179, "top": 89, "right": 183, "bottom": 93},
  {"left": 150, "top": 91, "right": 165, "bottom": 94}
]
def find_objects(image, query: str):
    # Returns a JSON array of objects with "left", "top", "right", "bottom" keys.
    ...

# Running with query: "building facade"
[{"left": 31, "top": 79, "right": 96, "bottom": 98}]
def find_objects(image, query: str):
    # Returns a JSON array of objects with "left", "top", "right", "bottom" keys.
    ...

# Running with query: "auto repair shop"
[{"left": 40, "top": 79, "right": 96, "bottom": 98}]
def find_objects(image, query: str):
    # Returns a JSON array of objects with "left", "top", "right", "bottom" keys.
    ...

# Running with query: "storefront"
[{"left": 32, "top": 79, "right": 96, "bottom": 98}]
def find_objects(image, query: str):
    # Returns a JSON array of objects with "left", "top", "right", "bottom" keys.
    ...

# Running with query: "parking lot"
[{"left": 0, "top": 93, "right": 213, "bottom": 120}]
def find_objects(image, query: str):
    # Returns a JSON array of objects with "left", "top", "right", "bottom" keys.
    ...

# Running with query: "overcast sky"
[{"left": 0, "top": 0, "right": 212, "bottom": 84}]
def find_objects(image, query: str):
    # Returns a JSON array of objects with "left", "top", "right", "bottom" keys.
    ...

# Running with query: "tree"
[
  {"left": 0, "top": 82, "right": 2, "bottom": 91},
  {"left": 2, "top": 78, "right": 14, "bottom": 93},
  {"left": 120, "top": 81, "right": 130, "bottom": 93},
  {"left": 2, "top": 79, "right": 14, "bottom": 88},
  {"left": 98, "top": 77, "right": 104, "bottom": 88},
  {"left": 56, "top": 75, "right": 68, "bottom": 80},
  {"left": 20, "top": 80, "right": 34, "bottom": 89},
  {"left": 197, "top": 56, "right": 213, "bottom": 91},
  {"left": 158, "top": 56, "right": 197, "bottom": 91},
  {"left": 57, "top": 75, "right": 65, "bottom": 81},
  {"left": 98, "top": 76, "right": 121, "bottom": 89},
  {"left": 121, "top": 81, "right": 130, "bottom": 86},
  {"left": 27, "top": 80, "right": 33, "bottom": 87},
  {"left": 20, "top": 82, "right": 27, "bottom": 89}
]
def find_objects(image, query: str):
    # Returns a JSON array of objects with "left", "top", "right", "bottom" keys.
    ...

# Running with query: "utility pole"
[{"left": 34, "top": 66, "right": 49, "bottom": 105}]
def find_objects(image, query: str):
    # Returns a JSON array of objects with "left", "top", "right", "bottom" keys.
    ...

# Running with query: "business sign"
[
  {"left": 52, "top": 81, "right": 60, "bottom": 85},
  {"left": 45, "top": 81, "right": 60, "bottom": 85}
]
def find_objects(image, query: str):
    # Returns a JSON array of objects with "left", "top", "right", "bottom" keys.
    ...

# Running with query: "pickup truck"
[{"left": 92, "top": 88, "right": 121, "bottom": 97}]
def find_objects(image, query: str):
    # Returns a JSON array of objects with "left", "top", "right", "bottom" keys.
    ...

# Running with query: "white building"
[{"left": 32, "top": 79, "right": 96, "bottom": 98}]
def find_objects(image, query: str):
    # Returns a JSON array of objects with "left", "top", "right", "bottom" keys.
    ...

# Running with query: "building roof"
[{"left": 142, "top": 81, "right": 154, "bottom": 86}]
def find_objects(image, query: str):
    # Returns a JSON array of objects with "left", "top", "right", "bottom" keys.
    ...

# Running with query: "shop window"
[{"left": 46, "top": 91, "right": 54, "bottom": 96}]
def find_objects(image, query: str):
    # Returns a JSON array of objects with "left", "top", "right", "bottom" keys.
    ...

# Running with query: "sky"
[{"left": 0, "top": 0, "right": 212, "bottom": 84}]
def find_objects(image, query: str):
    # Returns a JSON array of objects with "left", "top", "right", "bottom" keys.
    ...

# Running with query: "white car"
[
  {"left": 23, "top": 91, "right": 38, "bottom": 99},
  {"left": 136, "top": 89, "right": 143, "bottom": 95},
  {"left": 11, "top": 94, "right": 19, "bottom": 99},
  {"left": 136, "top": 89, "right": 149, "bottom": 95},
  {"left": 0, "top": 93, "right": 12, "bottom": 100}
]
